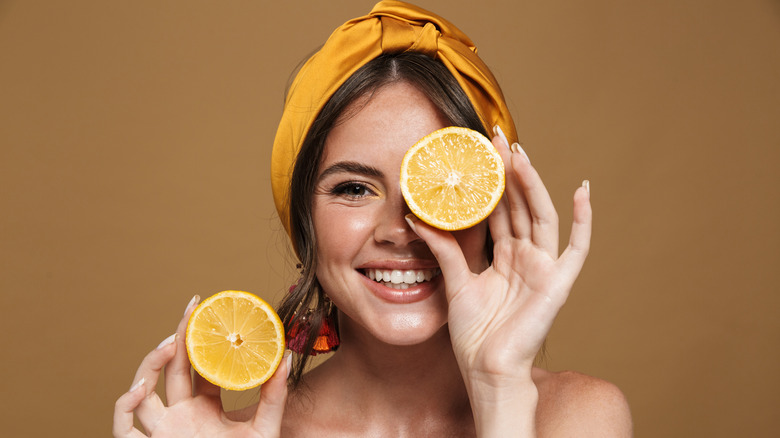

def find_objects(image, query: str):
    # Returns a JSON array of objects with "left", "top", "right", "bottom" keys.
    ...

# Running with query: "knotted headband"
[{"left": 271, "top": 0, "right": 518, "bottom": 241}]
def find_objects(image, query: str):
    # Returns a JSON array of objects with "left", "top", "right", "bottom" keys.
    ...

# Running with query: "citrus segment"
[
  {"left": 186, "top": 291, "right": 285, "bottom": 391},
  {"left": 400, "top": 126, "right": 505, "bottom": 231}
]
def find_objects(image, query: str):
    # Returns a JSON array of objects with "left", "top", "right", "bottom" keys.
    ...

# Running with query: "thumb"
[
  {"left": 251, "top": 350, "right": 292, "bottom": 436},
  {"left": 404, "top": 214, "right": 473, "bottom": 297}
]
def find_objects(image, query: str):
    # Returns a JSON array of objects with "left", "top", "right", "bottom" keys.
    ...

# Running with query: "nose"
[{"left": 373, "top": 193, "right": 421, "bottom": 247}]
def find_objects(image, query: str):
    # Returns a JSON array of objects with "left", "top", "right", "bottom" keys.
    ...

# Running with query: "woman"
[{"left": 114, "top": 2, "right": 632, "bottom": 436}]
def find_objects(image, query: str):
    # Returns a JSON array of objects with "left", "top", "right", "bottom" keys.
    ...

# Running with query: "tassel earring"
[
  {"left": 311, "top": 297, "right": 339, "bottom": 354},
  {"left": 286, "top": 283, "right": 339, "bottom": 355},
  {"left": 286, "top": 309, "right": 309, "bottom": 354}
]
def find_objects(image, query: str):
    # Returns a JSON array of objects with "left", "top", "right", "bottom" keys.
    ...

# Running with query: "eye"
[{"left": 332, "top": 182, "right": 376, "bottom": 199}]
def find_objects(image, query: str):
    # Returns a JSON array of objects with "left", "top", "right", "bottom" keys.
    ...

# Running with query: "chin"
[{"left": 344, "top": 307, "right": 450, "bottom": 348}]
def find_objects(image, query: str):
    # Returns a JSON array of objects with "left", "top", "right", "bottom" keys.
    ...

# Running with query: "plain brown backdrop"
[{"left": 1, "top": 0, "right": 778, "bottom": 436}]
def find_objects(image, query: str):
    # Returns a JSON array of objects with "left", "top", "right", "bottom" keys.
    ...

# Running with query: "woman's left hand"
[{"left": 406, "top": 132, "right": 592, "bottom": 385}]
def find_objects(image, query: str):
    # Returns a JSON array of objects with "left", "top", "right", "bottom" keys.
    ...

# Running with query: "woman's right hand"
[{"left": 113, "top": 296, "right": 291, "bottom": 437}]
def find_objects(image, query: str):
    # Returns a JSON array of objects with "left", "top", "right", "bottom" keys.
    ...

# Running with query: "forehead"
[{"left": 319, "top": 82, "right": 450, "bottom": 169}]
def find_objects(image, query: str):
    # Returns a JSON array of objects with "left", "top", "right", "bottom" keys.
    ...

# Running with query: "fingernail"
[
  {"left": 582, "top": 179, "right": 590, "bottom": 196},
  {"left": 404, "top": 214, "right": 419, "bottom": 235},
  {"left": 129, "top": 377, "right": 145, "bottom": 392},
  {"left": 184, "top": 295, "right": 200, "bottom": 316},
  {"left": 284, "top": 350, "right": 292, "bottom": 378},
  {"left": 156, "top": 333, "right": 177, "bottom": 350},
  {"left": 511, "top": 143, "right": 531, "bottom": 163},
  {"left": 493, "top": 125, "right": 510, "bottom": 149}
]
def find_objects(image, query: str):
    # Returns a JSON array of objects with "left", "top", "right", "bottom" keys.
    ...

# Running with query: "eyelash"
[{"left": 330, "top": 181, "right": 377, "bottom": 199}]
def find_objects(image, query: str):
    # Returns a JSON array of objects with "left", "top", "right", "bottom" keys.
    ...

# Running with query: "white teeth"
[
  {"left": 364, "top": 268, "right": 440, "bottom": 286},
  {"left": 386, "top": 282, "right": 410, "bottom": 290}
]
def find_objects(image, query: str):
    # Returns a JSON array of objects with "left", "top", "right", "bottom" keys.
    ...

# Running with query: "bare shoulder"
[{"left": 532, "top": 368, "right": 633, "bottom": 437}]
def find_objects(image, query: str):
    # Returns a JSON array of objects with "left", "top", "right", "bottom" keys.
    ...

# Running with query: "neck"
[
  {"left": 292, "top": 318, "right": 473, "bottom": 434},
  {"left": 341, "top": 325, "right": 464, "bottom": 390}
]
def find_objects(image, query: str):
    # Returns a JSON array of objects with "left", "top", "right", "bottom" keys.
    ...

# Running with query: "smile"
[{"left": 362, "top": 268, "right": 441, "bottom": 290}]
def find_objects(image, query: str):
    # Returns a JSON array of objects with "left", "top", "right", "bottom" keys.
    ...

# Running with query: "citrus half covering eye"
[
  {"left": 400, "top": 127, "right": 506, "bottom": 231},
  {"left": 186, "top": 290, "right": 286, "bottom": 391}
]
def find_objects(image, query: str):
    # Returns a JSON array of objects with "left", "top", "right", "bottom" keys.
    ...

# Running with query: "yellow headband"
[{"left": 271, "top": 0, "right": 517, "bottom": 243}]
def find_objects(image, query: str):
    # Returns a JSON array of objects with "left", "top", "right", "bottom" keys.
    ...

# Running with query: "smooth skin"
[{"left": 114, "top": 81, "right": 632, "bottom": 436}]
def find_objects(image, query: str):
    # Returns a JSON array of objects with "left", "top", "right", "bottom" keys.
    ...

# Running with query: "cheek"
[{"left": 313, "top": 203, "right": 376, "bottom": 261}]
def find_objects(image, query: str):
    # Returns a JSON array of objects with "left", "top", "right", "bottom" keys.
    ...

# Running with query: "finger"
[
  {"left": 252, "top": 350, "right": 292, "bottom": 436},
  {"left": 131, "top": 335, "right": 178, "bottom": 433},
  {"left": 486, "top": 135, "right": 513, "bottom": 240},
  {"left": 557, "top": 183, "right": 593, "bottom": 284},
  {"left": 510, "top": 153, "right": 559, "bottom": 256},
  {"left": 193, "top": 369, "right": 221, "bottom": 399},
  {"left": 404, "top": 214, "right": 473, "bottom": 297},
  {"left": 165, "top": 295, "right": 200, "bottom": 404},
  {"left": 487, "top": 194, "right": 511, "bottom": 256},
  {"left": 113, "top": 379, "right": 150, "bottom": 438},
  {"left": 495, "top": 136, "right": 533, "bottom": 240}
]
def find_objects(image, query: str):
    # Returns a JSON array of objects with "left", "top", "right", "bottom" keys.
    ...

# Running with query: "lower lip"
[{"left": 361, "top": 273, "right": 442, "bottom": 304}]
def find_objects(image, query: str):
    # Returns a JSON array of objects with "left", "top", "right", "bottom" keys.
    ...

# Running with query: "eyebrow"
[{"left": 318, "top": 161, "right": 384, "bottom": 181}]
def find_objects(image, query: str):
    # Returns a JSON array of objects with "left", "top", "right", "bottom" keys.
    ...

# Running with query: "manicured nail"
[
  {"left": 184, "top": 295, "right": 200, "bottom": 316},
  {"left": 404, "top": 214, "right": 419, "bottom": 235},
  {"left": 129, "top": 377, "right": 145, "bottom": 393},
  {"left": 156, "top": 333, "right": 177, "bottom": 350},
  {"left": 582, "top": 179, "right": 590, "bottom": 196},
  {"left": 511, "top": 143, "right": 531, "bottom": 163},
  {"left": 284, "top": 350, "right": 292, "bottom": 378},
  {"left": 493, "top": 125, "right": 510, "bottom": 150}
]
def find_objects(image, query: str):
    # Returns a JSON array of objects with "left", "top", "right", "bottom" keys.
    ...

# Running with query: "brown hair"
[{"left": 277, "top": 52, "right": 488, "bottom": 386}]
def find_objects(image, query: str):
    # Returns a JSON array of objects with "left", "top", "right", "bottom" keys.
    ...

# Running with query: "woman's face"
[{"left": 312, "top": 81, "right": 489, "bottom": 347}]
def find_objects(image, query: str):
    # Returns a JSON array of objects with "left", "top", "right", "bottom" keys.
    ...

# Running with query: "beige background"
[{"left": 1, "top": 0, "right": 778, "bottom": 436}]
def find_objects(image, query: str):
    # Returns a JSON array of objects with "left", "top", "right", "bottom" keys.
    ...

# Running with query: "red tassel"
[
  {"left": 286, "top": 282, "right": 309, "bottom": 354},
  {"left": 285, "top": 281, "right": 340, "bottom": 356},
  {"left": 286, "top": 319, "right": 309, "bottom": 354},
  {"left": 312, "top": 314, "right": 339, "bottom": 354}
]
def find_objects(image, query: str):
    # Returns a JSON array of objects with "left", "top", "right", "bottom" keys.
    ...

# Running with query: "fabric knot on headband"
[
  {"left": 271, "top": 0, "right": 517, "bottom": 247},
  {"left": 380, "top": 18, "right": 439, "bottom": 56}
]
